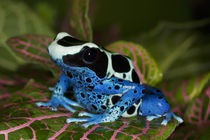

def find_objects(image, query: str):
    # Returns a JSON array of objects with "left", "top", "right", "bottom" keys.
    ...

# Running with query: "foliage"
[
  {"left": 138, "top": 20, "right": 210, "bottom": 80},
  {"left": 0, "top": 0, "right": 54, "bottom": 71},
  {"left": 70, "top": 0, "right": 92, "bottom": 41},
  {"left": 0, "top": 0, "right": 209, "bottom": 139}
]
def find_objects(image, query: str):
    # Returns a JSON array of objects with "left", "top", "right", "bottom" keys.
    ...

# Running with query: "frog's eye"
[{"left": 82, "top": 47, "right": 98, "bottom": 64}]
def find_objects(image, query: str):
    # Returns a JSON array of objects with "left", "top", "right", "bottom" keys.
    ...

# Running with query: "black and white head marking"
[
  {"left": 48, "top": 32, "right": 109, "bottom": 78},
  {"left": 49, "top": 32, "right": 140, "bottom": 83}
]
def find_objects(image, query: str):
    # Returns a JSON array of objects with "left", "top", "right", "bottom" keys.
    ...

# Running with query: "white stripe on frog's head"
[{"left": 48, "top": 32, "right": 100, "bottom": 61}]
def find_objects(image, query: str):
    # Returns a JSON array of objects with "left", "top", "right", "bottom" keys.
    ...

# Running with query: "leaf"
[
  {"left": 185, "top": 86, "right": 210, "bottom": 125},
  {"left": 0, "top": 0, "right": 54, "bottom": 71},
  {"left": 0, "top": 75, "right": 27, "bottom": 107},
  {"left": 70, "top": 0, "right": 92, "bottom": 41},
  {"left": 169, "top": 86, "right": 210, "bottom": 140},
  {"left": 162, "top": 73, "right": 210, "bottom": 107},
  {"left": 138, "top": 19, "right": 210, "bottom": 80},
  {"left": 7, "top": 35, "right": 60, "bottom": 76},
  {"left": 106, "top": 41, "right": 162, "bottom": 86},
  {"left": 0, "top": 80, "right": 180, "bottom": 139}
]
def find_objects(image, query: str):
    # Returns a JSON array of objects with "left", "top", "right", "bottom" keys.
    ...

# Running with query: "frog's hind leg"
[
  {"left": 66, "top": 84, "right": 146, "bottom": 128},
  {"left": 36, "top": 95, "right": 77, "bottom": 112},
  {"left": 161, "top": 111, "right": 183, "bottom": 125}
]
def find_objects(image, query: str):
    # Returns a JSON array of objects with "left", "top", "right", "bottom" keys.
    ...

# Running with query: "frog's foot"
[
  {"left": 171, "top": 112, "right": 183, "bottom": 124},
  {"left": 161, "top": 111, "right": 183, "bottom": 125},
  {"left": 66, "top": 112, "right": 111, "bottom": 128},
  {"left": 35, "top": 95, "right": 81, "bottom": 113},
  {"left": 49, "top": 87, "right": 55, "bottom": 91},
  {"left": 35, "top": 101, "right": 59, "bottom": 112}
]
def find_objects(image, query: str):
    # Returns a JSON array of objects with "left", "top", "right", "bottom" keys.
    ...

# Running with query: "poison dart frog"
[{"left": 36, "top": 32, "right": 183, "bottom": 128}]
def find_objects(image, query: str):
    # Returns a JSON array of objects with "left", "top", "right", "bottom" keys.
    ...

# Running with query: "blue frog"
[{"left": 35, "top": 32, "right": 183, "bottom": 128}]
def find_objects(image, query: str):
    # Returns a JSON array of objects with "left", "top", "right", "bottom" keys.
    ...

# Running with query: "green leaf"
[
  {"left": 0, "top": 0, "right": 54, "bottom": 71},
  {"left": 162, "top": 72, "right": 210, "bottom": 106},
  {"left": 0, "top": 80, "right": 180, "bottom": 139},
  {"left": 70, "top": 0, "right": 92, "bottom": 41},
  {"left": 185, "top": 86, "right": 210, "bottom": 125},
  {"left": 168, "top": 86, "right": 210, "bottom": 140},
  {"left": 106, "top": 41, "right": 162, "bottom": 86},
  {"left": 138, "top": 19, "right": 210, "bottom": 80},
  {"left": 7, "top": 35, "right": 60, "bottom": 76}
]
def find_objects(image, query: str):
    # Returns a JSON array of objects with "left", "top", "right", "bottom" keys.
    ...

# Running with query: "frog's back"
[{"left": 103, "top": 49, "right": 140, "bottom": 84}]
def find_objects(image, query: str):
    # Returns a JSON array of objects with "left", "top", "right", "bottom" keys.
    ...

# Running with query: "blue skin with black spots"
[
  {"left": 37, "top": 62, "right": 145, "bottom": 127},
  {"left": 35, "top": 32, "right": 183, "bottom": 128}
]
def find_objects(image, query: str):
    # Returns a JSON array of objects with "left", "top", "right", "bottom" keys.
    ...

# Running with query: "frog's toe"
[
  {"left": 78, "top": 112, "right": 97, "bottom": 117},
  {"left": 35, "top": 101, "right": 52, "bottom": 107},
  {"left": 66, "top": 117, "right": 94, "bottom": 123},
  {"left": 62, "top": 102, "right": 77, "bottom": 112},
  {"left": 50, "top": 107, "right": 58, "bottom": 111},
  {"left": 161, "top": 119, "right": 168, "bottom": 126},
  {"left": 81, "top": 121, "right": 98, "bottom": 128},
  {"left": 172, "top": 112, "right": 183, "bottom": 123},
  {"left": 176, "top": 117, "right": 183, "bottom": 123},
  {"left": 63, "top": 97, "right": 83, "bottom": 108},
  {"left": 48, "top": 87, "right": 55, "bottom": 91},
  {"left": 35, "top": 101, "right": 59, "bottom": 112},
  {"left": 66, "top": 113, "right": 107, "bottom": 128},
  {"left": 35, "top": 102, "right": 43, "bottom": 107},
  {"left": 80, "top": 115, "right": 106, "bottom": 128}
]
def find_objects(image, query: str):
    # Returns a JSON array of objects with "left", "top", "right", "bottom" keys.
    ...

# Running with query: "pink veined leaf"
[
  {"left": 106, "top": 41, "right": 162, "bottom": 86},
  {"left": 70, "top": 0, "right": 92, "bottom": 41},
  {"left": 163, "top": 74, "right": 210, "bottom": 140},
  {"left": 0, "top": 75, "right": 28, "bottom": 102},
  {"left": 169, "top": 86, "right": 210, "bottom": 140},
  {"left": 162, "top": 73, "right": 210, "bottom": 107},
  {"left": 7, "top": 35, "right": 60, "bottom": 76},
  {"left": 186, "top": 86, "right": 210, "bottom": 126},
  {"left": 0, "top": 80, "right": 179, "bottom": 140},
  {"left": 0, "top": 79, "right": 15, "bottom": 101}
]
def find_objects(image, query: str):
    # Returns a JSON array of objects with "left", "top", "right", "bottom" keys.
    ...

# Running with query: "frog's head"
[{"left": 48, "top": 32, "right": 109, "bottom": 78}]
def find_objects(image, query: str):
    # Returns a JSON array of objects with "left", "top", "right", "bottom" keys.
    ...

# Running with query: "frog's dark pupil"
[{"left": 82, "top": 47, "right": 97, "bottom": 64}]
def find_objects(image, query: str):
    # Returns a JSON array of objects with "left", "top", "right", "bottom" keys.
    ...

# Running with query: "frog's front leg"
[
  {"left": 35, "top": 73, "right": 82, "bottom": 112},
  {"left": 66, "top": 84, "right": 146, "bottom": 128}
]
